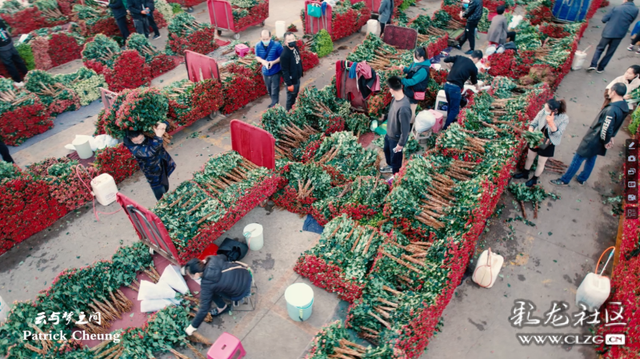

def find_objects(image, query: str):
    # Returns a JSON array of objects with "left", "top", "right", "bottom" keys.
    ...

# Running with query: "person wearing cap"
[
  {"left": 184, "top": 255, "right": 252, "bottom": 336},
  {"left": 123, "top": 122, "right": 175, "bottom": 200}
]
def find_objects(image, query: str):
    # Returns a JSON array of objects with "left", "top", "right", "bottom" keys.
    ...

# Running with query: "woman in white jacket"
[{"left": 512, "top": 99, "right": 569, "bottom": 187}]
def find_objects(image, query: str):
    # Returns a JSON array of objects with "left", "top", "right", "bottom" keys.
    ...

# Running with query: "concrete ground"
[{"left": 0, "top": 0, "right": 631, "bottom": 358}]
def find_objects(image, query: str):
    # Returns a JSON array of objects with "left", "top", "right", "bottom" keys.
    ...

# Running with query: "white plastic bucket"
[
  {"left": 285, "top": 283, "right": 314, "bottom": 322},
  {"left": 72, "top": 138, "right": 93, "bottom": 159},
  {"left": 571, "top": 50, "right": 587, "bottom": 70},
  {"left": 243, "top": 223, "right": 264, "bottom": 251},
  {"left": 0, "top": 295, "right": 10, "bottom": 323},
  {"left": 275, "top": 21, "right": 286, "bottom": 39},
  {"left": 576, "top": 273, "right": 610, "bottom": 311},
  {"left": 367, "top": 19, "right": 379, "bottom": 35}
]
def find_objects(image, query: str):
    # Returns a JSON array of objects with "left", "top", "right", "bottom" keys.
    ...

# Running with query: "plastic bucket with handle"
[
  {"left": 243, "top": 223, "right": 264, "bottom": 251},
  {"left": 285, "top": 283, "right": 314, "bottom": 322}
]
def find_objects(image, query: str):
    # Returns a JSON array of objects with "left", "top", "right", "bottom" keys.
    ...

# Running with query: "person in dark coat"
[
  {"left": 456, "top": 0, "right": 483, "bottom": 54},
  {"left": 106, "top": 0, "right": 130, "bottom": 40},
  {"left": 280, "top": 32, "right": 304, "bottom": 111},
  {"left": 145, "top": 0, "right": 161, "bottom": 39},
  {"left": 551, "top": 83, "right": 630, "bottom": 186},
  {"left": 588, "top": 0, "right": 639, "bottom": 73},
  {"left": 184, "top": 255, "right": 252, "bottom": 335},
  {"left": 0, "top": 139, "right": 14, "bottom": 163},
  {"left": 123, "top": 122, "right": 176, "bottom": 200},
  {"left": 378, "top": 0, "right": 394, "bottom": 36},
  {"left": 0, "top": 19, "right": 27, "bottom": 85},
  {"left": 128, "top": 0, "right": 151, "bottom": 38},
  {"left": 487, "top": 5, "right": 508, "bottom": 45}
]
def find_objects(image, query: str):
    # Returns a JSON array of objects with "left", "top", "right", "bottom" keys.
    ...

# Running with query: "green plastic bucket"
[{"left": 285, "top": 283, "right": 314, "bottom": 322}]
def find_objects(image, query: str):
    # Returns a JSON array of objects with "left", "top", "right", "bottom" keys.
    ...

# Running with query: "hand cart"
[{"left": 206, "top": 0, "right": 269, "bottom": 40}]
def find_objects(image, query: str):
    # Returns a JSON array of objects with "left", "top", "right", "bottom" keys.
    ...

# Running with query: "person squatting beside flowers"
[
  {"left": 183, "top": 255, "right": 253, "bottom": 336},
  {"left": 123, "top": 122, "right": 175, "bottom": 200},
  {"left": 512, "top": 99, "right": 569, "bottom": 187}
]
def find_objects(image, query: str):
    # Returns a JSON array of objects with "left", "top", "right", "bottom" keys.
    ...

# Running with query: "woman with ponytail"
[{"left": 512, "top": 99, "right": 569, "bottom": 187}]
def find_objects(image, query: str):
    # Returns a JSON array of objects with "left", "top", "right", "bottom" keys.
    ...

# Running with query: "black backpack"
[{"left": 217, "top": 238, "right": 249, "bottom": 261}]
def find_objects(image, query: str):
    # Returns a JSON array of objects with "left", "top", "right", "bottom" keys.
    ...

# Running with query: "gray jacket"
[
  {"left": 601, "top": 1, "right": 639, "bottom": 39},
  {"left": 487, "top": 14, "right": 507, "bottom": 44},
  {"left": 378, "top": 0, "right": 393, "bottom": 24},
  {"left": 529, "top": 109, "right": 569, "bottom": 146}
]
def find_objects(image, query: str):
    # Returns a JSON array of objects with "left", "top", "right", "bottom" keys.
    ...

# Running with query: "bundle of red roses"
[
  {"left": 94, "top": 143, "right": 139, "bottom": 184},
  {"left": 164, "top": 79, "right": 224, "bottom": 128},
  {"left": 166, "top": 13, "right": 219, "bottom": 56},
  {"left": 0, "top": 163, "right": 67, "bottom": 250},
  {"left": 104, "top": 50, "right": 152, "bottom": 92},
  {"left": 29, "top": 158, "right": 99, "bottom": 211}
]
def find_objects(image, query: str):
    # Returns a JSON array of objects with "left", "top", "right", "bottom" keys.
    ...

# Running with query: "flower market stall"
[
  {"left": 20, "top": 25, "right": 85, "bottom": 71},
  {"left": 0, "top": 78, "right": 52, "bottom": 146},
  {"left": 207, "top": 0, "right": 269, "bottom": 39},
  {"left": 0, "top": 0, "right": 67, "bottom": 36}
]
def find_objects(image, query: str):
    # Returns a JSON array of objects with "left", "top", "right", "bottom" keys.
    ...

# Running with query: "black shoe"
[
  {"left": 153, "top": 34, "right": 161, "bottom": 40},
  {"left": 454, "top": 44, "right": 461, "bottom": 50},
  {"left": 512, "top": 170, "right": 530, "bottom": 179},
  {"left": 209, "top": 304, "right": 230, "bottom": 316},
  {"left": 465, "top": 50, "right": 474, "bottom": 55},
  {"left": 525, "top": 176, "right": 538, "bottom": 187},
  {"left": 586, "top": 66, "right": 596, "bottom": 72},
  {"left": 576, "top": 179, "right": 585, "bottom": 185}
]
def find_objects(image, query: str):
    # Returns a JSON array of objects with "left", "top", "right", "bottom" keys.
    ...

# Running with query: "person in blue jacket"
[
  {"left": 627, "top": 21, "right": 640, "bottom": 53},
  {"left": 106, "top": 0, "right": 129, "bottom": 40},
  {"left": 401, "top": 47, "right": 431, "bottom": 120},
  {"left": 255, "top": 30, "right": 283, "bottom": 108},
  {"left": 588, "top": 0, "right": 639, "bottom": 73},
  {"left": 123, "top": 122, "right": 176, "bottom": 200}
]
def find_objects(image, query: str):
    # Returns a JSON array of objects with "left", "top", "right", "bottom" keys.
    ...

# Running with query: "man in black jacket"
[
  {"left": 551, "top": 83, "right": 630, "bottom": 186},
  {"left": 128, "top": 0, "right": 151, "bottom": 38},
  {"left": 184, "top": 256, "right": 252, "bottom": 335},
  {"left": 106, "top": 0, "right": 129, "bottom": 40},
  {"left": 443, "top": 51, "right": 482, "bottom": 129},
  {"left": 588, "top": 0, "right": 638, "bottom": 73},
  {"left": 280, "top": 32, "right": 304, "bottom": 111},
  {"left": 456, "top": 0, "right": 483, "bottom": 54},
  {"left": 0, "top": 19, "right": 27, "bottom": 85}
]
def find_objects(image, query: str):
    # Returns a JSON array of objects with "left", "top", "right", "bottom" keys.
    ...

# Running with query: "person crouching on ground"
[
  {"left": 602, "top": 65, "right": 640, "bottom": 110},
  {"left": 401, "top": 47, "right": 431, "bottom": 121},
  {"left": 512, "top": 99, "right": 569, "bottom": 187},
  {"left": 123, "top": 122, "right": 175, "bottom": 200},
  {"left": 184, "top": 256, "right": 252, "bottom": 336},
  {"left": 551, "top": 83, "right": 630, "bottom": 186},
  {"left": 487, "top": 5, "right": 508, "bottom": 47},
  {"left": 380, "top": 76, "right": 412, "bottom": 178}
]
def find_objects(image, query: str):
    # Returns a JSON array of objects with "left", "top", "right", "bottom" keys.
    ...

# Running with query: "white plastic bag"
[
  {"left": 137, "top": 280, "right": 176, "bottom": 301},
  {"left": 415, "top": 111, "right": 436, "bottom": 134},
  {"left": 64, "top": 134, "right": 119, "bottom": 152},
  {"left": 508, "top": 15, "right": 523, "bottom": 30},
  {"left": 159, "top": 265, "right": 189, "bottom": 294},
  {"left": 140, "top": 299, "right": 175, "bottom": 313}
]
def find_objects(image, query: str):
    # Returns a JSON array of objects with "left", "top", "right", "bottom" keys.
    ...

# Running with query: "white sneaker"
[
  {"left": 628, "top": 45, "right": 635, "bottom": 51},
  {"left": 14, "top": 82, "right": 24, "bottom": 88}
]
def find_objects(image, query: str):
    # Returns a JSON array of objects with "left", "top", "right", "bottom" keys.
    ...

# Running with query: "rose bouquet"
[
  {"left": 0, "top": 162, "right": 67, "bottom": 249},
  {"left": 73, "top": 4, "right": 120, "bottom": 37},
  {"left": 24, "top": 69, "right": 81, "bottom": 116},
  {"left": 28, "top": 158, "right": 99, "bottom": 210},
  {"left": 94, "top": 89, "right": 132, "bottom": 136},
  {"left": 93, "top": 143, "right": 138, "bottom": 184},
  {"left": 126, "top": 33, "right": 179, "bottom": 77},
  {"left": 295, "top": 215, "right": 390, "bottom": 303},
  {"left": 0, "top": 77, "right": 52, "bottom": 145},
  {"left": 312, "top": 131, "right": 379, "bottom": 184},
  {"left": 164, "top": 79, "right": 224, "bottom": 128},
  {"left": 166, "top": 12, "right": 218, "bottom": 56},
  {"left": 0, "top": 3, "right": 48, "bottom": 35},
  {"left": 272, "top": 162, "right": 332, "bottom": 215},
  {"left": 104, "top": 49, "right": 153, "bottom": 91},
  {"left": 108, "top": 87, "right": 169, "bottom": 138},
  {"left": 229, "top": 0, "right": 269, "bottom": 31},
  {"left": 55, "top": 67, "right": 107, "bottom": 106},
  {"left": 81, "top": 34, "right": 122, "bottom": 74}
]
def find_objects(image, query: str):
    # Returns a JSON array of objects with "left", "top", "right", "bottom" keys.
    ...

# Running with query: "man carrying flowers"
[{"left": 124, "top": 122, "right": 176, "bottom": 200}]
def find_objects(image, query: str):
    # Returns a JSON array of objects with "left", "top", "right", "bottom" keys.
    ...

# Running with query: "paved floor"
[{"left": 0, "top": 0, "right": 632, "bottom": 358}]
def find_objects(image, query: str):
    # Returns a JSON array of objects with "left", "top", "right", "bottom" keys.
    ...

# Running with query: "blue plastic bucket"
[{"left": 285, "top": 283, "right": 314, "bottom": 322}]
